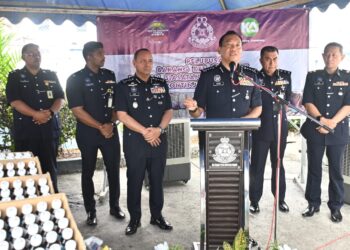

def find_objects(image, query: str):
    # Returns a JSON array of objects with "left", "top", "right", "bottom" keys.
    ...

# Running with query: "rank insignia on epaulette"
[
  {"left": 333, "top": 81, "right": 348, "bottom": 86},
  {"left": 202, "top": 65, "right": 217, "bottom": 72}
]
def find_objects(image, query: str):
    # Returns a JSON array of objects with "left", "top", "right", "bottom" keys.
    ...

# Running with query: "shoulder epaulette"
[
  {"left": 340, "top": 69, "right": 350, "bottom": 74},
  {"left": 120, "top": 76, "right": 135, "bottom": 84},
  {"left": 201, "top": 64, "right": 218, "bottom": 73},
  {"left": 9, "top": 69, "right": 20, "bottom": 75},
  {"left": 42, "top": 69, "right": 56, "bottom": 74},
  {"left": 151, "top": 75, "right": 166, "bottom": 83},
  {"left": 278, "top": 69, "right": 291, "bottom": 75},
  {"left": 240, "top": 65, "right": 258, "bottom": 74}
]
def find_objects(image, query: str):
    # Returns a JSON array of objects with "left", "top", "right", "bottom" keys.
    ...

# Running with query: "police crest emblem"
[
  {"left": 213, "top": 137, "right": 237, "bottom": 163},
  {"left": 188, "top": 16, "right": 216, "bottom": 49}
]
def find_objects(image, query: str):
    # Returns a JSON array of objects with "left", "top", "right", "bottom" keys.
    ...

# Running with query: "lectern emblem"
[{"left": 213, "top": 137, "right": 237, "bottom": 163}]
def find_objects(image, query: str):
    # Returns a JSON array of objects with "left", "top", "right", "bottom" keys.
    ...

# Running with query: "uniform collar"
[
  {"left": 84, "top": 65, "right": 102, "bottom": 76},
  {"left": 323, "top": 68, "right": 341, "bottom": 77},
  {"left": 219, "top": 62, "right": 241, "bottom": 75},
  {"left": 260, "top": 69, "right": 279, "bottom": 79},
  {"left": 134, "top": 74, "right": 151, "bottom": 84},
  {"left": 22, "top": 66, "right": 42, "bottom": 76}
]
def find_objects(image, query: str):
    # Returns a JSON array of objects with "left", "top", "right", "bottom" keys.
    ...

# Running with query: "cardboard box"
[
  {"left": 0, "top": 193, "right": 86, "bottom": 250},
  {"left": 0, "top": 173, "right": 55, "bottom": 201},
  {"left": 0, "top": 156, "right": 43, "bottom": 175}
]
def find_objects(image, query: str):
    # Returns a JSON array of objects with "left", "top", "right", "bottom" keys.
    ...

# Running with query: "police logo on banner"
[{"left": 188, "top": 16, "right": 216, "bottom": 48}]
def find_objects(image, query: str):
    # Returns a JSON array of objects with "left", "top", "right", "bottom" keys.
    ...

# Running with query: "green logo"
[{"left": 240, "top": 18, "right": 259, "bottom": 37}]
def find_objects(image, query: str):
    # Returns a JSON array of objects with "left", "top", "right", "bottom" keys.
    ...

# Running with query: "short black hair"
[
  {"left": 324, "top": 42, "right": 343, "bottom": 54},
  {"left": 22, "top": 43, "right": 39, "bottom": 56},
  {"left": 134, "top": 48, "right": 150, "bottom": 60},
  {"left": 219, "top": 30, "right": 242, "bottom": 47},
  {"left": 260, "top": 46, "right": 279, "bottom": 58},
  {"left": 83, "top": 41, "right": 103, "bottom": 60}
]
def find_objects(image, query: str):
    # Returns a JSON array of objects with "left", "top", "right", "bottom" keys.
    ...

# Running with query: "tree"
[{"left": 0, "top": 19, "right": 20, "bottom": 150}]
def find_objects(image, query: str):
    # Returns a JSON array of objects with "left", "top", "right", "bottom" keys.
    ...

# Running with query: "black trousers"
[
  {"left": 305, "top": 142, "right": 345, "bottom": 210},
  {"left": 77, "top": 135, "right": 121, "bottom": 213},
  {"left": 125, "top": 154, "right": 166, "bottom": 221},
  {"left": 249, "top": 139, "right": 287, "bottom": 204},
  {"left": 15, "top": 138, "right": 59, "bottom": 193}
]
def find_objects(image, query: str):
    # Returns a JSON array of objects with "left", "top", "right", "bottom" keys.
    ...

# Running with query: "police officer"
[
  {"left": 6, "top": 43, "right": 64, "bottom": 193},
  {"left": 66, "top": 41, "right": 125, "bottom": 226},
  {"left": 249, "top": 46, "right": 291, "bottom": 214},
  {"left": 184, "top": 30, "right": 262, "bottom": 119},
  {"left": 116, "top": 48, "right": 173, "bottom": 235},
  {"left": 301, "top": 42, "right": 350, "bottom": 222}
]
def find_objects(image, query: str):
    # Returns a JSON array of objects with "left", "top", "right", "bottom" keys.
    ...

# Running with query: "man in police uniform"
[
  {"left": 249, "top": 46, "right": 291, "bottom": 214},
  {"left": 66, "top": 41, "right": 125, "bottom": 226},
  {"left": 116, "top": 48, "right": 173, "bottom": 235},
  {"left": 301, "top": 42, "right": 350, "bottom": 222},
  {"left": 183, "top": 30, "right": 262, "bottom": 119},
  {"left": 6, "top": 43, "right": 64, "bottom": 193}
]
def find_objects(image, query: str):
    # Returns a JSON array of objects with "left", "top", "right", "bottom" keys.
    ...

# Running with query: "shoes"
[
  {"left": 86, "top": 211, "right": 97, "bottom": 226},
  {"left": 125, "top": 219, "right": 141, "bottom": 235},
  {"left": 302, "top": 205, "right": 320, "bottom": 217},
  {"left": 110, "top": 207, "right": 125, "bottom": 219},
  {"left": 279, "top": 201, "right": 289, "bottom": 213},
  {"left": 330, "top": 209, "right": 342, "bottom": 223},
  {"left": 249, "top": 203, "right": 260, "bottom": 214},
  {"left": 150, "top": 216, "right": 173, "bottom": 230}
]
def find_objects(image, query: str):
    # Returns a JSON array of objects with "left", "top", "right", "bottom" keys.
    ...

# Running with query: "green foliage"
[
  {"left": 222, "top": 228, "right": 248, "bottom": 250},
  {"left": 58, "top": 103, "right": 76, "bottom": 152},
  {"left": 169, "top": 245, "right": 184, "bottom": 250},
  {"left": 0, "top": 20, "right": 20, "bottom": 150}
]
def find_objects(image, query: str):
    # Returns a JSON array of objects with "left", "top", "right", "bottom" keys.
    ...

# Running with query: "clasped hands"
[
  {"left": 99, "top": 123, "right": 114, "bottom": 139},
  {"left": 142, "top": 127, "right": 161, "bottom": 147},
  {"left": 316, "top": 117, "right": 337, "bottom": 134},
  {"left": 32, "top": 110, "right": 52, "bottom": 125}
]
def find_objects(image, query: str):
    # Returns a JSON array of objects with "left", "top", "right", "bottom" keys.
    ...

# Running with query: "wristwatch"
[{"left": 158, "top": 126, "right": 166, "bottom": 134}]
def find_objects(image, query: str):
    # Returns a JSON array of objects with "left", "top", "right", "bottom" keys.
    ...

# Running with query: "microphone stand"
[{"left": 238, "top": 73, "right": 334, "bottom": 247}]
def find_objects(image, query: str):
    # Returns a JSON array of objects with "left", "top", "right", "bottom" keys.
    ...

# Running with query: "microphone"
[{"left": 229, "top": 61, "right": 235, "bottom": 80}]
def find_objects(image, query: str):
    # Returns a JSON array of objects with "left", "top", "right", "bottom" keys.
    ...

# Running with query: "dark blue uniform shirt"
[
  {"left": 301, "top": 69, "right": 350, "bottom": 145},
  {"left": 66, "top": 66, "right": 117, "bottom": 143},
  {"left": 6, "top": 67, "right": 64, "bottom": 140},
  {"left": 115, "top": 75, "right": 172, "bottom": 157},
  {"left": 253, "top": 69, "right": 291, "bottom": 142},
  {"left": 194, "top": 63, "right": 261, "bottom": 118}
]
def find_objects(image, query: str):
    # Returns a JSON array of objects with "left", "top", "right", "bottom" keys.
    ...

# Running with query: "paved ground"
[{"left": 58, "top": 133, "right": 350, "bottom": 250}]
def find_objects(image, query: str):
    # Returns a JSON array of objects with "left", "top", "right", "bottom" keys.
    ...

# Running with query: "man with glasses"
[{"left": 6, "top": 43, "right": 65, "bottom": 192}]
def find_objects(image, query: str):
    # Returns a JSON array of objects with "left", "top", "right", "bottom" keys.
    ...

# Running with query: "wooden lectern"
[{"left": 191, "top": 118, "right": 260, "bottom": 250}]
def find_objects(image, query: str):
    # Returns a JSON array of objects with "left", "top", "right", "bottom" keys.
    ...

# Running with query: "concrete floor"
[{"left": 58, "top": 134, "right": 350, "bottom": 250}]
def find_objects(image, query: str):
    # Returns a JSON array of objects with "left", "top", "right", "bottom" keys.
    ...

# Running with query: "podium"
[{"left": 191, "top": 118, "right": 260, "bottom": 250}]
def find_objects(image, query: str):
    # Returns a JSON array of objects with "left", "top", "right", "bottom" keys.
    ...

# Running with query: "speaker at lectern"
[{"left": 191, "top": 118, "right": 260, "bottom": 250}]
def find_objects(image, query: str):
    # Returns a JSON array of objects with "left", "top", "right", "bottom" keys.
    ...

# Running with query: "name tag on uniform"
[
  {"left": 44, "top": 80, "right": 56, "bottom": 87},
  {"left": 47, "top": 91, "right": 53, "bottom": 99}
]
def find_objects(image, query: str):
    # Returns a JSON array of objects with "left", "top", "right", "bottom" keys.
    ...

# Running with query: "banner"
[{"left": 97, "top": 9, "right": 309, "bottom": 117}]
